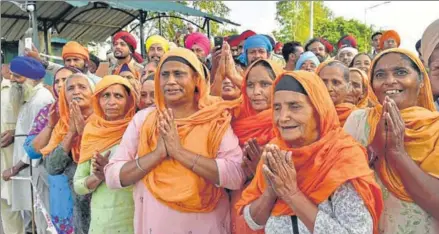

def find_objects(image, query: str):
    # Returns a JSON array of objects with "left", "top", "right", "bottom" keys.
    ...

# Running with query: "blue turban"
[
  {"left": 238, "top": 35, "right": 273, "bottom": 66},
  {"left": 10, "top": 56, "right": 46, "bottom": 80},
  {"left": 295, "top": 51, "right": 320, "bottom": 70}
]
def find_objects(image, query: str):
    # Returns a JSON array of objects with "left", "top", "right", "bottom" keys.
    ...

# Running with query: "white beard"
[{"left": 9, "top": 82, "right": 24, "bottom": 120}]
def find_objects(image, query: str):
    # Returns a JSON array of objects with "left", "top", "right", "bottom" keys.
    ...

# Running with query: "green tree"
[
  {"left": 273, "top": 1, "right": 332, "bottom": 44},
  {"left": 315, "top": 17, "right": 373, "bottom": 53}
]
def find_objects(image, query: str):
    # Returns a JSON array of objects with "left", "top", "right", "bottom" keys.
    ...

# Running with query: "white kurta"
[
  {"left": 1, "top": 79, "right": 16, "bottom": 204},
  {"left": 11, "top": 82, "right": 54, "bottom": 212}
]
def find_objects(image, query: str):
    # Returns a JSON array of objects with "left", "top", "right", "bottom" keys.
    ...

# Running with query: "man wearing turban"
[
  {"left": 145, "top": 35, "right": 169, "bottom": 63},
  {"left": 380, "top": 30, "right": 401, "bottom": 50},
  {"left": 25, "top": 41, "right": 101, "bottom": 84},
  {"left": 305, "top": 37, "right": 334, "bottom": 62},
  {"left": 110, "top": 31, "right": 144, "bottom": 75},
  {"left": 2, "top": 56, "right": 54, "bottom": 234},
  {"left": 185, "top": 32, "right": 212, "bottom": 68},
  {"left": 421, "top": 19, "right": 439, "bottom": 110}
]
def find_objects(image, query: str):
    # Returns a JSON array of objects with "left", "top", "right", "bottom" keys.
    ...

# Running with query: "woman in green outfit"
[{"left": 74, "top": 75, "right": 137, "bottom": 234}]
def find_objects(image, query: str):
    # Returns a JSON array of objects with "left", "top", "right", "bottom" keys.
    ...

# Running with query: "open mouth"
[
  {"left": 385, "top": 89, "right": 403, "bottom": 95},
  {"left": 281, "top": 126, "right": 298, "bottom": 131},
  {"left": 165, "top": 89, "right": 182, "bottom": 95},
  {"left": 252, "top": 99, "right": 266, "bottom": 104},
  {"left": 72, "top": 97, "right": 82, "bottom": 101}
]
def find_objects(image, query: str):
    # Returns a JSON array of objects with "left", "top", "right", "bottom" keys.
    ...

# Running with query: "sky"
[{"left": 224, "top": 1, "right": 439, "bottom": 53}]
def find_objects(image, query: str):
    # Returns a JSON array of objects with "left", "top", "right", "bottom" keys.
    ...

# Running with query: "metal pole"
[
  {"left": 43, "top": 21, "right": 50, "bottom": 55},
  {"left": 207, "top": 19, "right": 210, "bottom": 38},
  {"left": 158, "top": 15, "right": 162, "bottom": 36},
  {"left": 139, "top": 10, "right": 146, "bottom": 59},
  {"left": 30, "top": 4, "right": 39, "bottom": 50},
  {"left": 309, "top": 1, "right": 314, "bottom": 39}
]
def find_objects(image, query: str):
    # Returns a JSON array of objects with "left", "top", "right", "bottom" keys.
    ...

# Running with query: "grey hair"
[
  {"left": 324, "top": 60, "right": 350, "bottom": 82},
  {"left": 65, "top": 73, "right": 95, "bottom": 92}
]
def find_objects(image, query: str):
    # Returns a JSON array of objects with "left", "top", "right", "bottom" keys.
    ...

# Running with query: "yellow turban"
[{"left": 145, "top": 35, "right": 169, "bottom": 53}]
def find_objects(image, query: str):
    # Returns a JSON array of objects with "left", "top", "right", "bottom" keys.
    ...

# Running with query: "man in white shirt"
[{"left": 2, "top": 56, "right": 54, "bottom": 234}]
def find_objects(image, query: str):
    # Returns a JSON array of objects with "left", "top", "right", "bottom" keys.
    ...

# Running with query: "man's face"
[
  {"left": 64, "top": 56, "right": 86, "bottom": 72},
  {"left": 372, "top": 34, "right": 382, "bottom": 51},
  {"left": 1, "top": 64, "right": 10, "bottom": 80},
  {"left": 113, "top": 38, "right": 131, "bottom": 60},
  {"left": 191, "top": 44, "right": 207, "bottom": 63},
  {"left": 148, "top": 44, "right": 165, "bottom": 63},
  {"left": 429, "top": 46, "right": 439, "bottom": 97},
  {"left": 238, "top": 40, "right": 245, "bottom": 55},
  {"left": 231, "top": 46, "right": 239, "bottom": 58},
  {"left": 309, "top": 41, "right": 327, "bottom": 62},
  {"left": 247, "top": 47, "right": 268, "bottom": 65},
  {"left": 89, "top": 61, "right": 98, "bottom": 74}
]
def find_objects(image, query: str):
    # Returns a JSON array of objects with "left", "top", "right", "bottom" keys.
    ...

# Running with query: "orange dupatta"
[
  {"left": 78, "top": 75, "right": 137, "bottom": 164},
  {"left": 137, "top": 48, "right": 240, "bottom": 213},
  {"left": 232, "top": 59, "right": 283, "bottom": 146},
  {"left": 236, "top": 71, "right": 383, "bottom": 233},
  {"left": 40, "top": 75, "right": 96, "bottom": 163},
  {"left": 350, "top": 68, "right": 378, "bottom": 108},
  {"left": 366, "top": 48, "right": 439, "bottom": 202}
]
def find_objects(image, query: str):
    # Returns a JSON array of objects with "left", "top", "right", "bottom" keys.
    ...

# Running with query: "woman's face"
[
  {"left": 119, "top": 71, "right": 136, "bottom": 80},
  {"left": 353, "top": 54, "right": 371, "bottom": 74},
  {"left": 159, "top": 60, "right": 197, "bottom": 106},
  {"left": 345, "top": 71, "right": 364, "bottom": 105},
  {"left": 139, "top": 80, "right": 155, "bottom": 109},
  {"left": 372, "top": 53, "right": 423, "bottom": 110},
  {"left": 221, "top": 78, "right": 240, "bottom": 101},
  {"left": 54, "top": 69, "right": 73, "bottom": 96},
  {"left": 65, "top": 76, "right": 93, "bottom": 109},
  {"left": 99, "top": 84, "right": 129, "bottom": 121},
  {"left": 319, "top": 66, "right": 349, "bottom": 106},
  {"left": 273, "top": 90, "right": 319, "bottom": 148},
  {"left": 246, "top": 65, "right": 274, "bottom": 112},
  {"left": 300, "top": 60, "right": 317, "bottom": 72}
]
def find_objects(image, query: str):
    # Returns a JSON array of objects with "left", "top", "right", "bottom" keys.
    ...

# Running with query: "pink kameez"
[{"left": 105, "top": 108, "right": 246, "bottom": 234}]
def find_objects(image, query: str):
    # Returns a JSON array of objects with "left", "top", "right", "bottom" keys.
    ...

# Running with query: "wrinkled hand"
[
  {"left": 224, "top": 42, "right": 239, "bottom": 79},
  {"left": 242, "top": 138, "right": 262, "bottom": 179},
  {"left": 158, "top": 108, "right": 182, "bottom": 157},
  {"left": 262, "top": 144, "right": 298, "bottom": 203},
  {"left": 71, "top": 101, "right": 86, "bottom": 135},
  {"left": 47, "top": 103, "right": 60, "bottom": 128},
  {"left": 24, "top": 44, "right": 42, "bottom": 62},
  {"left": 92, "top": 151, "right": 110, "bottom": 181},
  {"left": 1, "top": 130, "right": 15, "bottom": 148},
  {"left": 155, "top": 120, "right": 168, "bottom": 159},
  {"left": 2, "top": 167, "right": 18, "bottom": 181}
]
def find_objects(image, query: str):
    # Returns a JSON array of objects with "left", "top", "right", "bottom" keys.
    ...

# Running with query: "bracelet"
[
  {"left": 136, "top": 157, "right": 146, "bottom": 173},
  {"left": 191, "top": 155, "right": 201, "bottom": 171}
]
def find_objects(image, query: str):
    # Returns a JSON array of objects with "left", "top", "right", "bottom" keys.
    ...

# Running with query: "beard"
[
  {"left": 316, "top": 54, "right": 326, "bottom": 63},
  {"left": 9, "top": 82, "right": 25, "bottom": 119},
  {"left": 114, "top": 50, "right": 129, "bottom": 60}
]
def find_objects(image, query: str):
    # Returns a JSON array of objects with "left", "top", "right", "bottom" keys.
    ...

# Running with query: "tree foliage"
[
  {"left": 274, "top": 1, "right": 373, "bottom": 53},
  {"left": 273, "top": 1, "right": 332, "bottom": 44}
]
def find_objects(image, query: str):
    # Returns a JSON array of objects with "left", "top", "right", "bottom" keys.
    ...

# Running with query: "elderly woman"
[
  {"left": 236, "top": 70, "right": 383, "bottom": 234},
  {"left": 345, "top": 68, "right": 378, "bottom": 108},
  {"left": 41, "top": 73, "right": 96, "bottom": 234},
  {"left": 104, "top": 48, "right": 245, "bottom": 233},
  {"left": 344, "top": 48, "right": 439, "bottom": 233},
  {"left": 230, "top": 59, "right": 283, "bottom": 234},
  {"left": 138, "top": 72, "right": 155, "bottom": 110},
  {"left": 74, "top": 75, "right": 137, "bottom": 233},
  {"left": 295, "top": 51, "right": 320, "bottom": 72},
  {"left": 23, "top": 67, "right": 79, "bottom": 233},
  {"left": 350, "top": 53, "right": 372, "bottom": 75}
]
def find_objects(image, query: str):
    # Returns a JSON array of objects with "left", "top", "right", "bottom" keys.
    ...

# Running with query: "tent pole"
[{"left": 139, "top": 10, "right": 146, "bottom": 59}]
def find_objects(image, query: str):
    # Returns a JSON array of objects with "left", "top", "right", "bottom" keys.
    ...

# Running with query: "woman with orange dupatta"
[
  {"left": 317, "top": 60, "right": 357, "bottom": 126},
  {"left": 41, "top": 73, "right": 95, "bottom": 234},
  {"left": 104, "top": 48, "right": 245, "bottom": 234},
  {"left": 113, "top": 63, "right": 141, "bottom": 103},
  {"left": 73, "top": 75, "right": 137, "bottom": 234},
  {"left": 344, "top": 48, "right": 439, "bottom": 233},
  {"left": 235, "top": 71, "right": 383, "bottom": 234},
  {"left": 345, "top": 68, "right": 378, "bottom": 108},
  {"left": 230, "top": 59, "right": 283, "bottom": 234}
]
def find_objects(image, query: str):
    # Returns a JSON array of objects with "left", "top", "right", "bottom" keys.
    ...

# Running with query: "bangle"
[
  {"left": 191, "top": 155, "right": 201, "bottom": 171},
  {"left": 136, "top": 157, "right": 146, "bottom": 173}
]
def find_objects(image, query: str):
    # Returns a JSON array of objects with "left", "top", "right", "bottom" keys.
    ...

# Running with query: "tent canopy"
[{"left": 1, "top": 1, "right": 240, "bottom": 42}]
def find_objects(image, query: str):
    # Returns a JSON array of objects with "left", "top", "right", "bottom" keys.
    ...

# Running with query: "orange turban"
[
  {"left": 379, "top": 30, "right": 401, "bottom": 49},
  {"left": 62, "top": 41, "right": 89, "bottom": 61}
]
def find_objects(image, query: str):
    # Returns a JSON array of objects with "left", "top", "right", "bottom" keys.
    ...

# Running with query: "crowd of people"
[{"left": 0, "top": 17, "right": 438, "bottom": 234}]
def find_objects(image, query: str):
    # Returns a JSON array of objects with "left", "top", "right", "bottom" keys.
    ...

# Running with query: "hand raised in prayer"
[
  {"left": 92, "top": 151, "right": 111, "bottom": 181},
  {"left": 158, "top": 108, "right": 182, "bottom": 157},
  {"left": 262, "top": 144, "right": 299, "bottom": 203},
  {"left": 224, "top": 42, "right": 239, "bottom": 79},
  {"left": 1, "top": 130, "right": 15, "bottom": 148},
  {"left": 261, "top": 149, "right": 276, "bottom": 197},
  {"left": 242, "top": 138, "right": 262, "bottom": 179},
  {"left": 71, "top": 101, "right": 86, "bottom": 136},
  {"left": 47, "top": 102, "right": 60, "bottom": 128},
  {"left": 24, "top": 44, "right": 42, "bottom": 62},
  {"left": 155, "top": 121, "right": 168, "bottom": 159}
]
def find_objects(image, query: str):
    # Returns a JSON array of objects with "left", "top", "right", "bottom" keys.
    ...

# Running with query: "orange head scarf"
[
  {"left": 236, "top": 71, "right": 383, "bottom": 233},
  {"left": 379, "top": 30, "right": 401, "bottom": 49},
  {"left": 62, "top": 41, "right": 90, "bottom": 61},
  {"left": 78, "top": 75, "right": 137, "bottom": 164},
  {"left": 40, "top": 74, "right": 96, "bottom": 162},
  {"left": 366, "top": 48, "right": 439, "bottom": 202},
  {"left": 316, "top": 60, "right": 357, "bottom": 126},
  {"left": 137, "top": 48, "right": 240, "bottom": 213},
  {"left": 232, "top": 59, "right": 283, "bottom": 146},
  {"left": 349, "top": 68, "right": 378, "bottom": 108}
]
